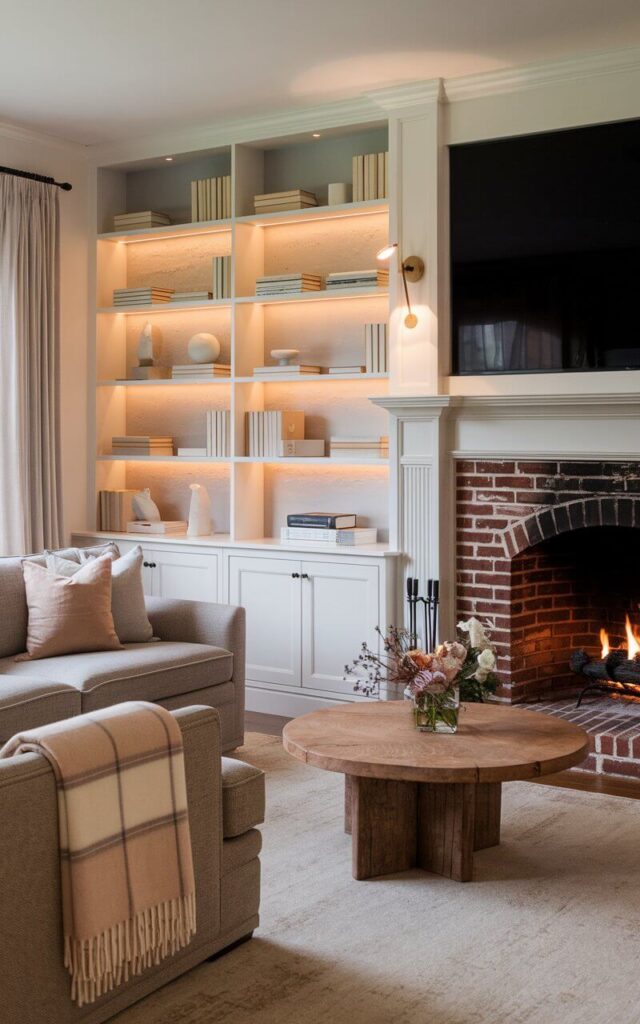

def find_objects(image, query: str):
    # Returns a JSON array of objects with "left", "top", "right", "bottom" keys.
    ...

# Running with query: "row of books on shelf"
[
  {"left": 254, "top": 189, "right": 317, "bottom": 214},
  {"left": 254, "top": 269, "right": 387, "bottom": 296},
  {"left": 213, "top": 255, "right": 231, "bottom": 299},
  {"left": 352, "top": 152, "right": 388, "bottom": 202},
  {"left": 330, "top": 436, "right": 389, "bottom": 458},
  {"left": 108, "top": 431, "right": 387, "bottom": 460},
  {"left": 191, "top": 175, "right": 231, "bottom": 222},
  {"left": 364, "top": 323, "right": 388, "bottom": 373}
]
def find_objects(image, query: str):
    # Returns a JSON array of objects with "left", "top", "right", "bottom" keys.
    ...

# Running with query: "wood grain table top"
[{"left": 282, "top": 701, "right": 589, "bottom": 784}]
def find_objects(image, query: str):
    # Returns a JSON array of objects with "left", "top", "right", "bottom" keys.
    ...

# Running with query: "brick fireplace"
[{"left": 455, "top": 458, "right": 640, "bottom": 703}]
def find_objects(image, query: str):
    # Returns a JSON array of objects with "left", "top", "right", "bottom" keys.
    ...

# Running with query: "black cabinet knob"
[
  {"left": 291, "top": 572, "right": 300, "bottom": 578},
  {"left": 143, "top": 561, "right": 157, "bottom": 569},
  {"left": 301, "top": 573, "right": 310, "bottom": 580}
]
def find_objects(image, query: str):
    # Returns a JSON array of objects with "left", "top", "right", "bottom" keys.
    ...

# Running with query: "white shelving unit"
[{"left": 90, "top": 124, "right": 399, "bottom": 715}]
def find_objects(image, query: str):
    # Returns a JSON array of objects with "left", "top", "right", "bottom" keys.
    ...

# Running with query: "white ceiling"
[{"left": 2, "top": 0, "right": 640, "bottom": 146}]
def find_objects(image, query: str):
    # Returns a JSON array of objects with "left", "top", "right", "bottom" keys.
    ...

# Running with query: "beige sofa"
[
  {"left": 0, "top": 546, "right": 245, "bottom": 751},
  {"left": 0, "top": 705, "right": 264, "bottom": 1024}
]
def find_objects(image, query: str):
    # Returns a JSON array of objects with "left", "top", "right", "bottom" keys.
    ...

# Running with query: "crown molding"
[
  {"left": 0, "top": 117, "right": 88, "bottom": 156},
  {"left": 89, "top": 79, "right": 445, "bottom": 166},
  {"left": 367, "top": 79, "right": 444, "bottom": 112},
  {"left": 444, "top": 45, "right": 640, "bottom": 102},
  {"left": 87, "top": 94, "right": 386, "bottom": 167}
]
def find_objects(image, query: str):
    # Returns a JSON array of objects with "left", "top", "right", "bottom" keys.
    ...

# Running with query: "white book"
[
  {"left": 177, "top": 447, "right": 207, "bottom": 457},
  {"left": 281, "top": 526, "right": 377, "bottom": 544},
  {"left": 127, "top": 520, "right": 187, "bottom": 534}
]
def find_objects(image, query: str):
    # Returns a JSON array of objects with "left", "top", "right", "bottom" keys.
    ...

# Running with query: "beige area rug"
[{"left": 117, "top": 732, "right": 640, "bottom": 1024}]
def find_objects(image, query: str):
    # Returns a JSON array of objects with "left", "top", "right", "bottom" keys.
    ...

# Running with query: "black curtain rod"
[{"left": 0, "top": 165, "right": 72, "bottom": 191}]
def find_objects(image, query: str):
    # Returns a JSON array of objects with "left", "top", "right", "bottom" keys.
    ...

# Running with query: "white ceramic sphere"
[
  {"left": 270, "top": 348, "right": 300, "bottom": 365},
  {"left": 188, "top": 332, "right": 221, "bottom": 364}
]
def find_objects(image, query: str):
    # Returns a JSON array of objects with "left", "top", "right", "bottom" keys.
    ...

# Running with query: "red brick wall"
[{"left": 455, "top": 459, "right": 640, "bottom": 702}]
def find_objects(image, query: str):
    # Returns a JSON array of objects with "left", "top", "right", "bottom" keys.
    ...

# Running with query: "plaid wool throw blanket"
[{"left": 0, "top": 701, "right": 196, "bottom": 1006}]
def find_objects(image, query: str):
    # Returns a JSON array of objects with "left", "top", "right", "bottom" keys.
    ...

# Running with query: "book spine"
[
  {"left": 377, "top": 152, "right": 384, "bottom": 199},
  {"left": 191, "top": 181, "right": 198, "bottom": 222},
  {"left": 384, "top": 150, "right": 389, "bottom": 198}
]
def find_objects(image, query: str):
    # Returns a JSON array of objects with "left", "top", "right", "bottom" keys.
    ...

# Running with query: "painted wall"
[{"left": 0, "top": 123, "right": 90, "bottom": 541}]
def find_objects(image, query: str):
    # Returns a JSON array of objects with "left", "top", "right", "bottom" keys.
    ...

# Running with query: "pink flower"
[{"left": 409, "top": 669, "right": 449, "bottom": 697}]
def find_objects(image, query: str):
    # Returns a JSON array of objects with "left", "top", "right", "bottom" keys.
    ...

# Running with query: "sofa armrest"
[{"left": 145, "top": 598, "right": 246, "bottom": 744}]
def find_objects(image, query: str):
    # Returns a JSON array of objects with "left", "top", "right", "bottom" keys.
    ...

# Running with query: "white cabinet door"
[
  {"left": 151, "top": 549, "right": 219, "bottom": 603},
  {"left": 301, "top": 560, "right": 380, "bottom": 695},
  {"left": 229, "top": 555, "right": 302, "bottom": 688}
]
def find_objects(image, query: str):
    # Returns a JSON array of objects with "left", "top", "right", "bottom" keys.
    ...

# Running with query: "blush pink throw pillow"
[{"left": 20, "top": 555, "right": 122, "bottom": 660}]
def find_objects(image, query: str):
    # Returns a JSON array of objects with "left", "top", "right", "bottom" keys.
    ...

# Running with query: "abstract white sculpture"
[
  {"left": 188, "top": 332, "right": 221, "bottom": 364},
  {"left": 132, "top": 488, "right": 161, "bottom": 522},
  {"left": 137, "top": 322, "right": 160, "bottom": 366},
  {"left": 187, "top": 483, "right": 212, "bottom": 536}
]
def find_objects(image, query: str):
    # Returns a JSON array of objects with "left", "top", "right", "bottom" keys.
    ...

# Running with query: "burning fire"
[{"left": 600, "top": 615, "right": 640, "bottom": 659}]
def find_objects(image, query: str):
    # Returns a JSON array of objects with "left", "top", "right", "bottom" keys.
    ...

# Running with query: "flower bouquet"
[{"left": 345, "top": 618, "right": 499, "bottom": 733}]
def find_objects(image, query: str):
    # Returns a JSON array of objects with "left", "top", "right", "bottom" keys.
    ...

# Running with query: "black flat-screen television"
[{"left": 450, "top": 118, "right": 640, "bottom": 375}]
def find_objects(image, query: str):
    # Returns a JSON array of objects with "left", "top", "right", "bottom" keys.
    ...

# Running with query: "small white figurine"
[
  {"left": 187, "top": 483, "right": 212, "bottom": 536},
  {"left": 138, "top": 322, "right": 160, "bottom": 366}
]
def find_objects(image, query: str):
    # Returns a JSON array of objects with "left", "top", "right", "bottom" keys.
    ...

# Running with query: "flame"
[
  {"left": 625, "top": 615, "right": 640, "bottom": 659},
  {"left": 600, "top": 629, "right": 610, "bottom": 658}
]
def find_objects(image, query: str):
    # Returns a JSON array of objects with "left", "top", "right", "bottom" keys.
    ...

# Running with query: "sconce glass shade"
[{"left": 376, "top": 242, "right": 398, "bottom": 261}]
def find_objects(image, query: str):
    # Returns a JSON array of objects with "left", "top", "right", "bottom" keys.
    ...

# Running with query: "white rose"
[
  {"left": 467, "top": 617, "right": 490, "bottom": 650},
  {"left": 475, "top": 667, "right": 489, "bottom": 683},
  {"left": 477, "top": 648, "right": 496, "bottom": 671}
]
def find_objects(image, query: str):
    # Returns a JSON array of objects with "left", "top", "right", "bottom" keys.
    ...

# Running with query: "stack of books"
[
  {"left": 325, "top": 269, "right": 388, "bottom": 291},
  {"left": 212, "top": 255, "right": 231, "bottom": 299},
  {"left": 253, "top": 363, "right": 321, "bottom": 378},
  {"left": 255, "top": 273, "right": 322, "bottom": 296},
  {"left": 352, "top": 152, "right": 388, "bottom": 202},
  {"left": 329, "top": 436, "right": 389, "bottom": 459},
  {"left": 364, "top": 323, "right": 388, "bottom": 373},
  {"left": 171, "top": 363, "right": 231, "bottom": 380},
  {"left": 170, "top": 291, "right": 212, "bottom": 303},
  {"left": 113, "top": 287, "right": 173, "bottom": 306},
  {"left": 98, "top": 489, "right": 138, "bottom": 532},
  {"left": 254, "top": 190, "right": 317, "bottom": 214},
  {"left": 111, "top": 436, "right": 174, "bottom": 456},
  {"left": 113, "top": 211, "right": 170, "bottom": 231},
  {"left": 206, "top": 410, "right": 231, "bottom": 456},
  {"left": 281, "top": 512, "right": 377, "bottom": 546},
  {"left": 127, "top": 521, "right": 187, "bottom": 535},
  {"left": 191, "top": 175, "right": 231, "bottom": 221},
  {"left": 246, "top": 411, "right": 306, "bottom": 456}
]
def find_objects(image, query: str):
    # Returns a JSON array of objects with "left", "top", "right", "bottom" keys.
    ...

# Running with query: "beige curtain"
[{"left": 0, "top": 173, "right": 62, "bottom": 556}]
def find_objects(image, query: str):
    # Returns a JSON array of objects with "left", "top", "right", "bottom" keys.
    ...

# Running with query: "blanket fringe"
[{"left": 64, "top": 892, "right": 196, "bottom": 1007}]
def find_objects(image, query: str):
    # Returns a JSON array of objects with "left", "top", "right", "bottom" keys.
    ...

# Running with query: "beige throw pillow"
[
  {"left": 21, "top": 556, "right": 122, "bottom": 660},
  {"left": 46, "top": 545, "right": 154, "bottom": 644}
]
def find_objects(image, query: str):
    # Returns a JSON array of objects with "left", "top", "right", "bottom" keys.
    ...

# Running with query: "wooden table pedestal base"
[{"left": 345, "top": 774, "right": 502, "bottom": 881}]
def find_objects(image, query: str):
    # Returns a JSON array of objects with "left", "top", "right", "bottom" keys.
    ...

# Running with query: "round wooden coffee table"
[{"left": 283, "top": 701, "right": 588, "bottom": 882}]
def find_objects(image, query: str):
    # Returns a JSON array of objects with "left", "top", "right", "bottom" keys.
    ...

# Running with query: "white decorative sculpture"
[
  {"left": 187, "top": 483, "right": 212, "bottom": 536},
  {"left": 270, "top": 348, "right": 300, "bottom": 366},
  {"left": 132, "top": 488, "right": 161, "bottom": 522},
  {"left": 188, "top": 332, "right": 221, "bottom": 364},
  {"left": 132, "top": 323, "right": 169, "bottom": 379}
]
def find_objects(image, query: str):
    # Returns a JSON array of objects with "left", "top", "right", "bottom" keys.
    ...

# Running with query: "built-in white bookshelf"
[{"left": 94, "top": 125, "right": 391, "bottom": 543}]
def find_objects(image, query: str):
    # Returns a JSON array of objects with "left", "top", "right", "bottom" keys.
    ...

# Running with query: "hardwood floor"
[
  {"left": 245, "top": 711, "right": 640, "bottom": 799},
  {"left": 245, "top": 711, "right": 290, "bottom": 737}
]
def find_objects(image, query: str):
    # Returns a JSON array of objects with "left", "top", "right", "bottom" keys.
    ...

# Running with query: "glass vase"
[{"left": 413, "top": 687, "right": 460, "bottom": 733}]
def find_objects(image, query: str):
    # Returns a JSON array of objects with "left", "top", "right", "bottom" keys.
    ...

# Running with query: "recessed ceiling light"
[
  {"left": 312, "top": 133, "right": 321, "bottom": 139},
  {"left": 165, "top": 156, "right": 174, "bottom": 162}
]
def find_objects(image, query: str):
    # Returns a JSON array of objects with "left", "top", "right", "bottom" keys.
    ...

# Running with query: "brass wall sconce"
[{"left": 376, "top": 242, "right": 424, "bottom": 328}]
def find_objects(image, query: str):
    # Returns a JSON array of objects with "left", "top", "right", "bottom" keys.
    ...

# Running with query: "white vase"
[
  {"left": 187, "top": 483, "right": 212, "bottom": 536},
  {"left": 188, "top": 332, "right": 221, "bottom": 364}
]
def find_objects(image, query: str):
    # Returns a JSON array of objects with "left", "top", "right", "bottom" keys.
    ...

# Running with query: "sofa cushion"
[
  {"left": 0, "top": 545, "right": 119, "bottom": 659},
  {"left": 221, "top": 758, "right": 265, "bottom": 838},
  {"left": 0, "top": 641, "right": 233, "bottom": 711},
  {"left": 0, "top": 677, "right": 81, "bottom": 740}
]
